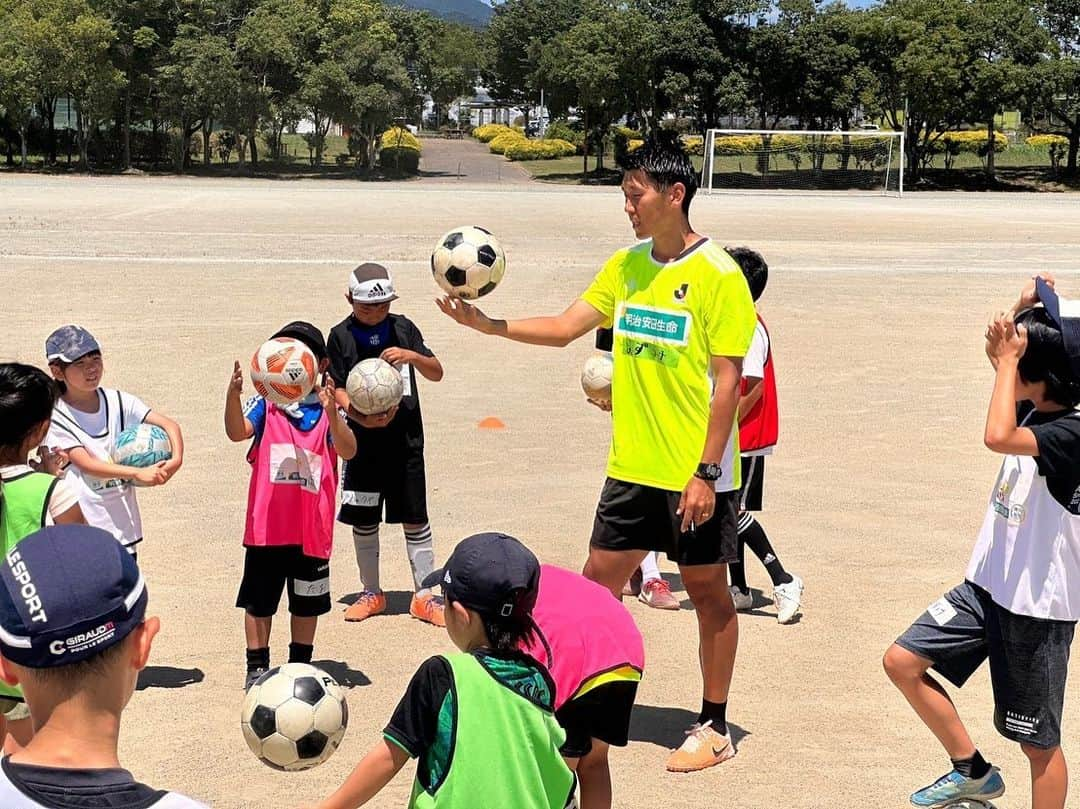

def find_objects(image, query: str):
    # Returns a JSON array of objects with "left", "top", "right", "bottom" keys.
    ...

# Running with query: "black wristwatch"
[{"left": 694, "top": 462, "right": 723, "bottom": 482}]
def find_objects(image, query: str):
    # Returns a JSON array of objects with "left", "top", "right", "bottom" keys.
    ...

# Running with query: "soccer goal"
[{"left": 699, "top": 129, "right": 904, "bottom": 196}]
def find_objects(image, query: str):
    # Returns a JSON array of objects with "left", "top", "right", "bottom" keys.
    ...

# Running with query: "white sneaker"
[
  {"left": 729, "top": 585, "right": 753, "bottom": 611},
  {"left": 773, "top": 576, "right": 803, "bottom": 624}
]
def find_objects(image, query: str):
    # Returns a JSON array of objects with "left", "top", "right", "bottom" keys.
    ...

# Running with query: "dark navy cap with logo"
[
  {"left": 0, "top": 526, "right": 147, "bottom": 668},
  {"left": 422, "top": 532, "right": 540, "bottom": 620},
  {"left": 1036, "top": 277, "right": 1080, "bottom": 374}
]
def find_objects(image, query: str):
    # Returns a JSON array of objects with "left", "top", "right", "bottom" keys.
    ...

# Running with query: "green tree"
[
  {"left": 963, "top": 0, "right": 1047, "bottom": 177},
  {"left": 0, "top": 0, "right": 39, "bottom": 165},
  {"left": 857, "top": 0, "right": 972, "bottom": 181},
  {"left": 1036, "top": 0, "right": 1080, "bottom": 174},
  {"left": 392, "top": 10, "right": 483, "bottom": 128},
  {"left": 483, "top": 0, "right": 579, "bottom": 128},
  {"left": 539, "top": 0, "right": 661, "bottom": 173}
]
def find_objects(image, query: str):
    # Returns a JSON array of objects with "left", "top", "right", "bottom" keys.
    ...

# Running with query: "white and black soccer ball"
[
  {"left": 240, "top": 663, "right": 348, "bottom": 771},
  {"left": 431, "top": 225, "right": 506, "bottom": 300},
  {"left": 345, "top": 358, "right": 404, "bottom": 416},
  {"left": 581, "top": 353, "right": 614, "bottom": 404}
]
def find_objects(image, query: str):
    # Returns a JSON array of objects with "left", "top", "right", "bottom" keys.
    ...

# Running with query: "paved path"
[{"left": 417, "top": 135, "right": 533, "bottom": 183}]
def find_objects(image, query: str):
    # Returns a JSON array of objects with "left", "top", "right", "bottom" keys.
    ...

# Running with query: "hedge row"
[
  {"left": 474, "top": 124, "right": 522, "bottom": 143},
  {"left": 379, "top": 127, "right": 422, "bottom": 152},
  {"left": 502, "top": 138, "right": 577, "bottom": 160}
]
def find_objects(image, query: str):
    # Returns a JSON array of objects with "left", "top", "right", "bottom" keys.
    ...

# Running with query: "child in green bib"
[
  {"left": 0, "top": 362, "right": 86, "bottom": 747},
  {"left": 301, "top": 533, "right": 575, "bottom": 809}
]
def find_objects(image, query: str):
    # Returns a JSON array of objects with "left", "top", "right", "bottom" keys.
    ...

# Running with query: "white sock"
[
  {"left": 352, "top": 525, "right": 381, "bottom": 593},
  {"left": 640, "top": 551, "right": 661, "bottom": 582},
  {"left": 404, "top": 523, "right": 436, "bottom": 593}
]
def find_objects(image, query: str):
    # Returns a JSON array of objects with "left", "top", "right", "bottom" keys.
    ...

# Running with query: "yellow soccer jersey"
[{"left": 581, "top": 239, "right": 756, "bottom": 492}]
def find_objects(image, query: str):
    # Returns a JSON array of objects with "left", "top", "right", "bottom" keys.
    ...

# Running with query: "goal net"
[{"left": 699, "top": 129, "right": 904, "bottom": 195}]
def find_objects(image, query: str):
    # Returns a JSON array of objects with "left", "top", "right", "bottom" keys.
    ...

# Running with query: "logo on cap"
[
  {"left": 444, "top": 571, "right": 452, "bottom": 584},
  {"left": 7, "top": 551, "right": 47, "bottom": 625}
]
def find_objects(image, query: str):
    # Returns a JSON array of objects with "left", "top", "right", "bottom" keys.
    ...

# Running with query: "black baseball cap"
[
  {"left": 1036, "top": 277, "right": 1080, "bottom": 373},
  {"left": 422, "top": 533, "right": 540, "bottom": 620},
  {"left": 0, "top": 526, "right": 147, "bottom": 669},
  {"left": 272, "top": 321, "right": 327, "bottom": 361}
]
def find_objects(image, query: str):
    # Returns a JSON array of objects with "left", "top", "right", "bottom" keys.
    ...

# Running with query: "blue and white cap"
[
  {"left": 1036, "top": 277, "right": 1080, "bottom": 373},
  {"left": 0, "top": 526, "right": 147, "bottom": 668},
  {"left": 45, "top": 325, "right": 101, "bottom": 363}
]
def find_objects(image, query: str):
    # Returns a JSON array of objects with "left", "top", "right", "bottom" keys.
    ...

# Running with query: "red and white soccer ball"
[
  {"left": 430, "top": 225, "right": 506, "bottom": 300},
  {"left": 581, "top": 353, "right": 613, "bottom": 404},
  {"left": 250, "top": 338, "right": 318, "bottom": 407},
  {"left": 345, "top": 358, "right": 403, "bottom": 416}
]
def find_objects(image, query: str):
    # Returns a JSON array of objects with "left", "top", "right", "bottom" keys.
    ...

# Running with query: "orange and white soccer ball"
[{"left": 250, "top": 338, "right": 318, "bottom": 406}]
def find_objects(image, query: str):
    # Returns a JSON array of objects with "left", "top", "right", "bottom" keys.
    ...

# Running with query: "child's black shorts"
[
  {"left": 339, "top": 450, "right": 428, "bottom": 526},
  {"left": 738, "top": 455, "right": 766, "bottom": 512},
  {"left": 895, "top": 580, "right": 1075, "bottom": 748},
  {"left": 236, "top": 546, "right": 331, "bottom": 618},
  {"left": 556, "top": 680, "right": 639, "bottom": 758},
  {"left": 590, "top": 478, "right": 739, "bottom": 566}
]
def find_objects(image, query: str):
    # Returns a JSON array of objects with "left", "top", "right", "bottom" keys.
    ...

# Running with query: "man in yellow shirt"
[{"left": 438, "top": 134, "right": 756, "bottom": 773}]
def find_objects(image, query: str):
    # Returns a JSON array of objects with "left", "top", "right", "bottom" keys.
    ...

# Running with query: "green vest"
[
  {"left": 409, "top": 653, "right": 575, "bottom": 809},
  {"left": 0, "top": 471, "right": 57, "bottom": 702}
]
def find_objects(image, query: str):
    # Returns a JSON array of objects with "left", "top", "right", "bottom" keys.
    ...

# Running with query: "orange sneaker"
[
  {"left": 344, "top": 591, "right": 386, "bottom": 622},
  {"left": 410, "top": 593, "right": 446, "bottom": 627},
  {"left": 665, "top": 721, "right": 736, "bottom": 772}
]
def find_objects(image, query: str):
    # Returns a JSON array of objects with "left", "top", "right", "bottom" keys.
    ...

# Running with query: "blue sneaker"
[{"left": 910, "top": 766, "right": 1005, "bottom": 808}]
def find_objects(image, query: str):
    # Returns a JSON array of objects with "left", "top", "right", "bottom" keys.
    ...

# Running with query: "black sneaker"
[{"left": 244, "top": 667, "right": 268, "bottom": 691}]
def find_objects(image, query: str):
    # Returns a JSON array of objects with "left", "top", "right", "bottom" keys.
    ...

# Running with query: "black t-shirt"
[
  {"left": 0, "top": 757, "right": 204, "bottom": 809},
  {"left": 1023, "top": 404, "right": 1080, "bottom": 513},
  {"left": 327, "top": 313, "right": 435, "bottom": 452}
]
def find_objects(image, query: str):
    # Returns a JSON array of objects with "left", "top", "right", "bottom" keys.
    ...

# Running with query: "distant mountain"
[{"left": 390, "top": 0, "right": 493, "bottom": 27}]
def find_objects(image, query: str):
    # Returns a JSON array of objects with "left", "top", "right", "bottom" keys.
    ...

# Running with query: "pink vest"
[
  {"left": 244, "top": 403, "right": 338, "bottom": 560},
  {"left": 523, "top": 565, "right": 645, "bottom": 710}
]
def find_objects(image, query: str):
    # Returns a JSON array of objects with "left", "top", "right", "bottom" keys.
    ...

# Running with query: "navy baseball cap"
[
  {"left": 45, "top": 325, "right": 101, "bottom": 364},
  {"left": 422, "top": 533, "right": 540, "bottom": 620},
  {"left": 273, "top": 321, "right": 327, "bottom": 361},
  {"left": 1036, "top": 277, "right": 1080, "bottom": 373},
  {"left": 0, "top": 526, "right": 147, "bottom": 669}
]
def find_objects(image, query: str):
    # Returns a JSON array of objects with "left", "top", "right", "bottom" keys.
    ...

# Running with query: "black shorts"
[
  {"left": 339, "top": 450, "right": 429, "bottom": 526},
  {"left": 590, "top": 478, "right": 739, "bottom": 566},
  {"left": 236, "top": 546, "right": 331, "bottom": 618},
  {"left": 895, "top": 581, "right": 1075, "bottom": 748},
  {"left": 738, "top": 455, "right": 766, "bottom": 512},
  {"left": 556, "top": 680, "right": 639, "bottom": 758}
]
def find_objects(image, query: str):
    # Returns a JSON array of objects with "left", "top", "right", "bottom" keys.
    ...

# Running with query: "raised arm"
[{"left": 436, "top": 297, "right": 606, "bottom": 348}]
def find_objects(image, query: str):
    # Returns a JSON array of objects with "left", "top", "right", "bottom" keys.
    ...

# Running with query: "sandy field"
[{"left": 2, "top": 173, "right": 1079, "bottom": 809}]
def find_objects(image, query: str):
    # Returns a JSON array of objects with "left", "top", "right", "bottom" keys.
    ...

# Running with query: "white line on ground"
[{"left": 3, "top": 253, "right": 1078, "bottom": 273}]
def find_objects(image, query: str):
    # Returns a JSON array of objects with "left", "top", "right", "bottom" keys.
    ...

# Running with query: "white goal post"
[{"left": 699, "top": 129, "right": 905, "bottom": 196}]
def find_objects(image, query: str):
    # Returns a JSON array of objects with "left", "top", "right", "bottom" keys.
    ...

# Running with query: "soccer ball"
[
  {"left": 431, "top": 225, "right": 506, "bottom": 299},
  {"left": 251, "top": 338, "right": 318, "bottom": 407},
  {"left": 581, "top": 353, "right": 614, "bottom": 403},
  {"left": 113, "top": 424, "right": 171, "bottom": 468},
  {"left": 240, "top": 663, "right": 348, "bottom": 772},
  {"left": 346, "top": 358, "right": 404, "bottom": 415}
]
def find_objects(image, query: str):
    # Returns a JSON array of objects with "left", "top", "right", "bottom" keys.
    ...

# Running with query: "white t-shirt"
[
  {"left": 966, "top": 408, "right": 1080, "bottom": 621},
  {"left": 45, "top": 389, "right": 150, "bottom": 548},
  {"left": 0, "top": 466, "right": 79, "bottom": 523}
]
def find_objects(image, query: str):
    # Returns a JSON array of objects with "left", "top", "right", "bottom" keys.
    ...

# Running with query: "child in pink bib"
[
  {"left": 225, "top": 322, "right": 357, "bottom": 690},
  {"left": 523, "top": 563, "right": 644, "bottom": 809}
]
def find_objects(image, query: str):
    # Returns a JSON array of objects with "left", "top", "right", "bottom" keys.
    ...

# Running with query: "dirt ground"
[{"left": 1, "top": 175, "right": 1079, "bottom": 808}]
